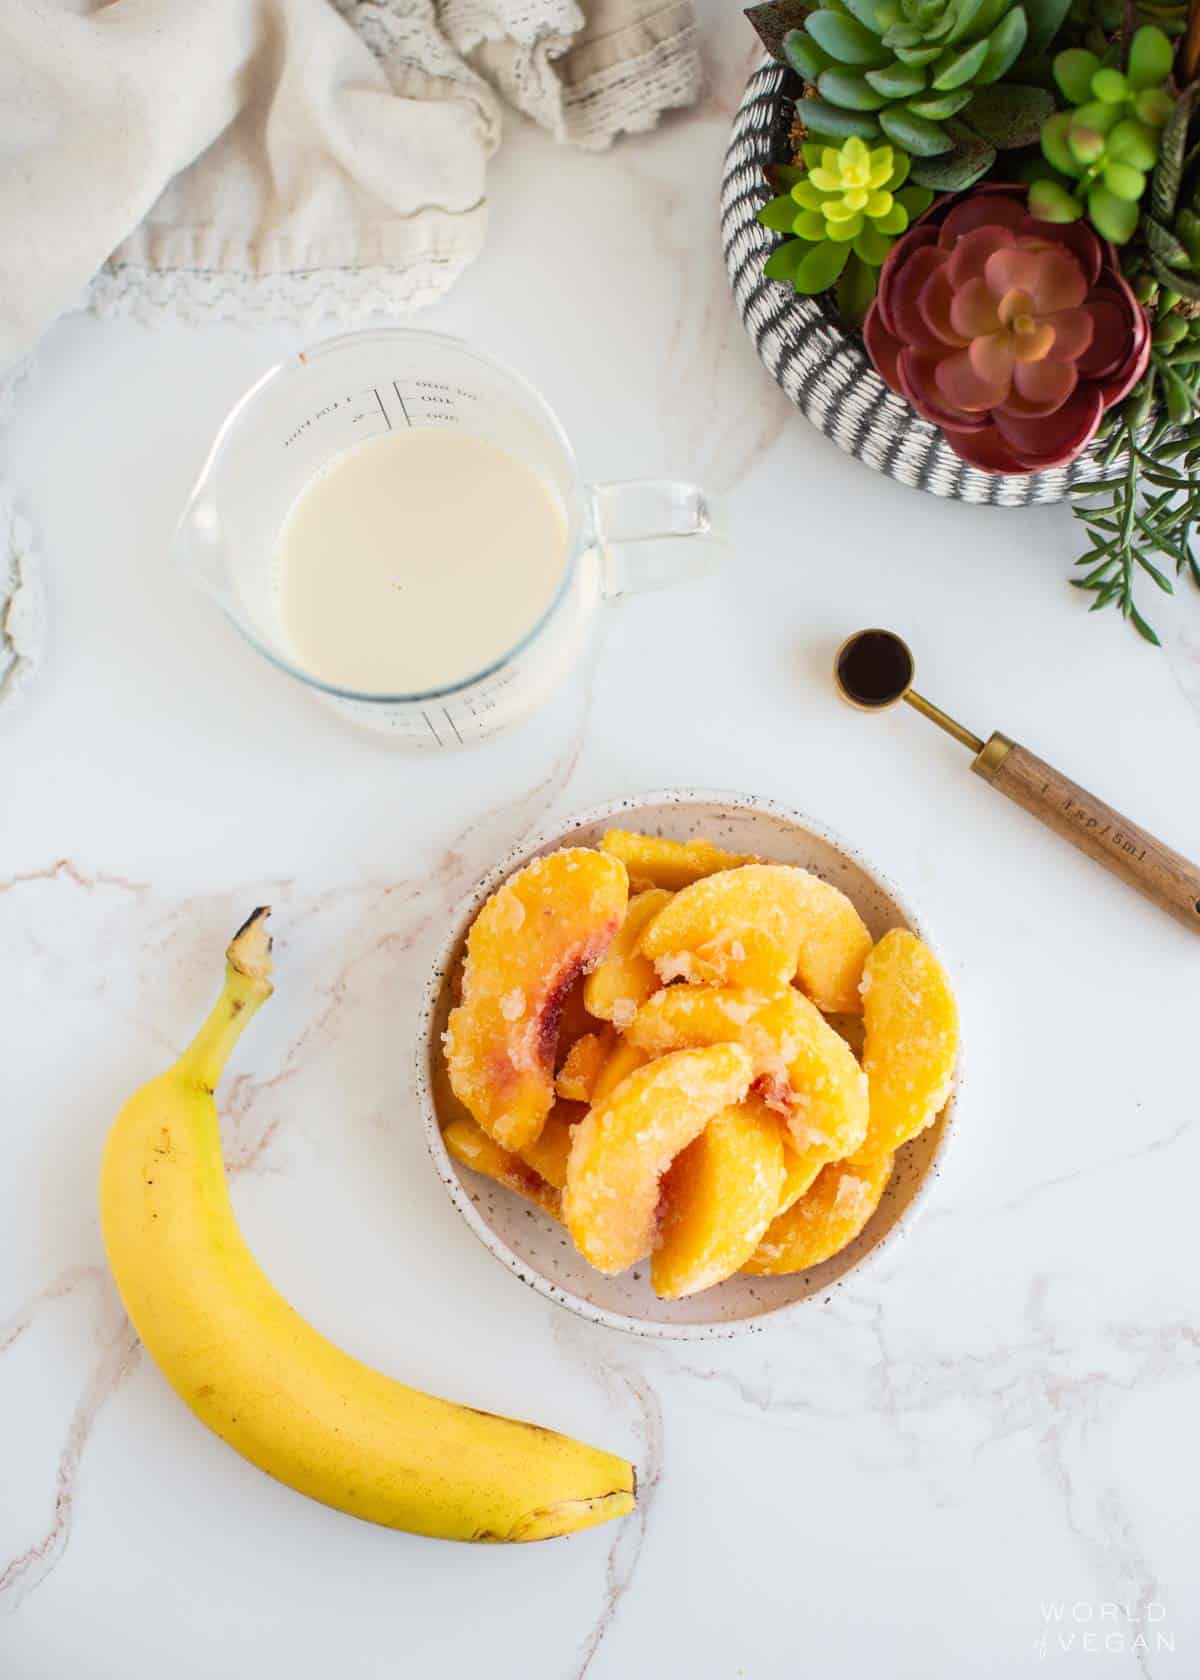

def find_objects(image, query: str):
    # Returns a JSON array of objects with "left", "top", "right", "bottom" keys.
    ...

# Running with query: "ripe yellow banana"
[{"left": 99, "top": 909, "right": 635, "bottom": 1542}]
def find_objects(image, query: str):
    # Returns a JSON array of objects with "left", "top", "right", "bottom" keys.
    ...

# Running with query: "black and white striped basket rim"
[{"left": 721, "top": 59, "right": 1121, "bottom": 506}]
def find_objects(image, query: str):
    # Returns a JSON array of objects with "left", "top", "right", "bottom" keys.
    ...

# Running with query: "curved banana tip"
[
  {"left": 228, "top": 908, "right": 273, "bottom": 989},
  {"left": 492, "top": 1485, "right": 638, "bottom": 1543}
]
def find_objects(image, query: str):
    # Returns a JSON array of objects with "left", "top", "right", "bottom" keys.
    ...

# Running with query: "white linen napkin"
[{"left": 0, "top": 0, "right": 700, "bottom": 705}]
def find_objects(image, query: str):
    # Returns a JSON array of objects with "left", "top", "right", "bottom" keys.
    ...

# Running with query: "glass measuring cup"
[{"left": 174, "top": 328, "right": 719, "bottom": 746}]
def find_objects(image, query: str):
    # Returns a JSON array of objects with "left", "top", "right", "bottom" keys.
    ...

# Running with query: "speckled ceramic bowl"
[{"left": 417, "top": 792, "right": 958, "bottom": 1339}]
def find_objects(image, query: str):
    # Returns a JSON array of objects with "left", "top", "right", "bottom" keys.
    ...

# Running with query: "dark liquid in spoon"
[{"left": 837, "top": 630, "right": 914, "bottom": 707}]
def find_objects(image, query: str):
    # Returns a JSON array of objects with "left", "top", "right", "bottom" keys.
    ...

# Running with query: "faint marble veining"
[
  {"left": 924, "top": 1111, "right": 1195, "bottom": 1228},
  {"left": 0, "top": 860, "right": 148, "bottom": 898},
  {"left": 0, "top": 1270, "right": 140, "bottom": 1612},
  {"left": 553, "top": 1319, "right": 665, "bottom": 1680},
  {"left": 0, "top": 672, "right": 597, "bottom": 1613},
  {"left": 659, "top": 1273, "right": 1196, "bottom": 1670}
]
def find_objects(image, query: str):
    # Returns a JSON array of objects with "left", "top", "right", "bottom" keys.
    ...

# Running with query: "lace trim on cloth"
[
  {"left": 88, "top": 252, "right": 478, "bottom": 329},
  {"left": 560, "top": 3, "right": 700, "bottom": 146},
  {"left": 0, "top": 0, "right": 702, "bottom": 710},
  {"left": 441, "top": 0, "right": 700, "bottom": 147}
]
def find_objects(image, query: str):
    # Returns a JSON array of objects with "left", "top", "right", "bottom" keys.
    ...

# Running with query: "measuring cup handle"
[{"left": 589, "top": 480, "right": 721, "bottom": 600}]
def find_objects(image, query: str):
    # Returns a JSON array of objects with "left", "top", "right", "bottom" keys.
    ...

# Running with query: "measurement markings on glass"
[
  {"left": 373, "top": 388, "right": 392, "bottom": 430},
  {"left": 443, "top": 708, "right": 464, "bottom": 746},
  {"left": 392, "top": 382, "right": 414, "bottom": 427},
  {"left": 422, "top": 710, "right": 444, "bottom": 747}
]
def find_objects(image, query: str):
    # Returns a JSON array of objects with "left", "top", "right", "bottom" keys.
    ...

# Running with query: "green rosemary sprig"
[{"left": 1067, "top": 395, "right": 1200, "bottom": 644}]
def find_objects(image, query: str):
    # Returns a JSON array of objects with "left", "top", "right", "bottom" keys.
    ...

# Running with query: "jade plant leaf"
[
  {"left": 1106, "top": 118, "right": 1158, "bottom": 172},
  {"left": 907, "top": 88, "right": 972, "bottom": 119},
  {"left": 1086, "top": 181, "right": 1138, "bottom": 241},
  {"left": 840, "top": 0, "right": 899, "bottom": 32},
  {"left": 1102, "top": 160, "right": 1145, "bottom": 200},
  {"left": 962, "top": 81, "right": 1053, "bottom": 146},
  {"left": 864, "top": 61, "right": 928, "bottom": 96},
  {"left": 1028, "top": 177, "right": 1081, "bottom": 219},
  {"left": 892, "top": 41, "right": 944, "bottom": 64},
  {"left": 879, "top": 105, "right": 955, "bottom": 153},
  {"left": 1053, "top": 47, "right": 1100, "bottom": 105},
  {"left": 785, "top": 29, "right": 835, "bottom": 81},
  {"left": 1021, "top": 0, "right": 1070, "bottom": 62},
  {"left": 818, "top": 67, "right": 891, "bottom": 107},
  {"left": 806, "top": 10, "right": 893, "bottom": 63},
  {"left": 945, "top": 0, "right": 987, "bottom": 45},
  {"left": 1041, "top": 110, "right": 1083, "bottom": 177},
  {"left": 976, "top": 9, "right": 1028, "bottom": 83},
  {"left": 799, "top": 97, "right": 884, "bottom": 138},
  {"left": 1127, "top": 24, "right": 1173, "bottom": 92},
  {"left": 1090, "top": 67, "right": 1127, "bottom": 103},
  {"left": 931, "top": 37, "right": 990, "bottom": 90},
  {"left": 909, "top": 124, "right": 996, "bottom": 186}
]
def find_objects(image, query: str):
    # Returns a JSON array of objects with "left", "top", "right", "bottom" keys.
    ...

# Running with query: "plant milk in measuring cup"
[{"left": 175, "top": 329, "right": 720, "bottom": 747}]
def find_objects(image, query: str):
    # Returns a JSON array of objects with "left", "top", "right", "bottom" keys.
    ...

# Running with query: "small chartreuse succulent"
[
  {"left": 1028, "top": 25, "right": 1177, "bottom": 242},
  {"left": 758, "top": 136, "right": 934, "bottom": 321}
]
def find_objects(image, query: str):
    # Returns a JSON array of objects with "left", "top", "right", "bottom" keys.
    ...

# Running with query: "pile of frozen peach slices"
[{"left": 439, "top": 831, "right": 959, "bottom": 1300}]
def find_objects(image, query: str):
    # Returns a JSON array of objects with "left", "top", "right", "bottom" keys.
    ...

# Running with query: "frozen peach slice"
[
  {"left": 555, "top": 974, "right": 597, "bottom": 1066},
  {"left": 563, "top": 1044, "right": 753, "bottom": 1274},
  {"left": 637, "top": 864, "right": 869, "bottom": 1006},
  {"left": 443, "top": 1117, "right": 561, "bottom": 1220},
  {"left": 601, "top": 829, "right": 758, "bottom": 891},
  {"left": 555, "top": 1030, "right": 616, "bottom": 1103},
  {"left": 589, "top": 1038, "right": 652, "bottom": 1106},
  {"left": 627, "top": 986, "right": 867, "bottom": 1161},
  {"left": 444, "top": 848, "right": 628, "bottom": 1152},
  {"left": 777, "top": 1135, "right": 827, "bottom": 1214},
  {"left": 851, "top": 928, "right": 958, "bottom": 1163},
  {"left": 742, "top": 1152, "right": 894, "bottom": 1275},
  {"left": 518, "top": 1101, "right": 583, "bottom": 1190},
  {"left": 824, "top": 1011, "right": 864, "bottom": 1061},
  {"left": 584, "top": 888, "right": 673, "bottom": 1026},
  {"left": 652, "top": 1096, "right": 785, "bottom": 1299},
  {"left": 791, "top": 879, "right": 873, "bottom": 1015}
]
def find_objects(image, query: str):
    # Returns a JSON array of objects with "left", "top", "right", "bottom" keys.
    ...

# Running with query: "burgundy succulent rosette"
[{"left": 863, "top": 185, "right": 1151, "bottom": 475}]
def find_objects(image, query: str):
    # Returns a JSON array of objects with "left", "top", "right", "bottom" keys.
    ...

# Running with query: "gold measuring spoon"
[{"left": 835, "top": 628, "right": 1200, "bottom": 933}]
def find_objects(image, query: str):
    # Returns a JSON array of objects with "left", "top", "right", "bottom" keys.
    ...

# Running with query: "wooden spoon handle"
[{"left": 973, "top": 734, "right": 1200, "bottom": 934}]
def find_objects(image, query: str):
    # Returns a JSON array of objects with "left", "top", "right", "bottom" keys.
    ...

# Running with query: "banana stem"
[{"left": 180, "top": 909, "right": 274, "bottom": 1092}]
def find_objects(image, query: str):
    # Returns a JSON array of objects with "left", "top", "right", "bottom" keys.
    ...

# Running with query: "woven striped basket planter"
[{"left": 721, "top": 59, "right": 1125, "bottom": 506}]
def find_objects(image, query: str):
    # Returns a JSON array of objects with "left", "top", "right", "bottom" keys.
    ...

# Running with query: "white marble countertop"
[{"left": 3, "top": 6, "right": 1199, "bottom": 1674}]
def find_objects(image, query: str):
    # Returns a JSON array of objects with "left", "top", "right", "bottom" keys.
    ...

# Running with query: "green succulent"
[
  {"left": 1028, "top": 25, "right": 1176, "bottom": 241},
  {"left": 782, "top": 0, "right": 1035, "bottom": 157},
  {"left": 758, "top": 137, "right": 934, "bottom": 322}
]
